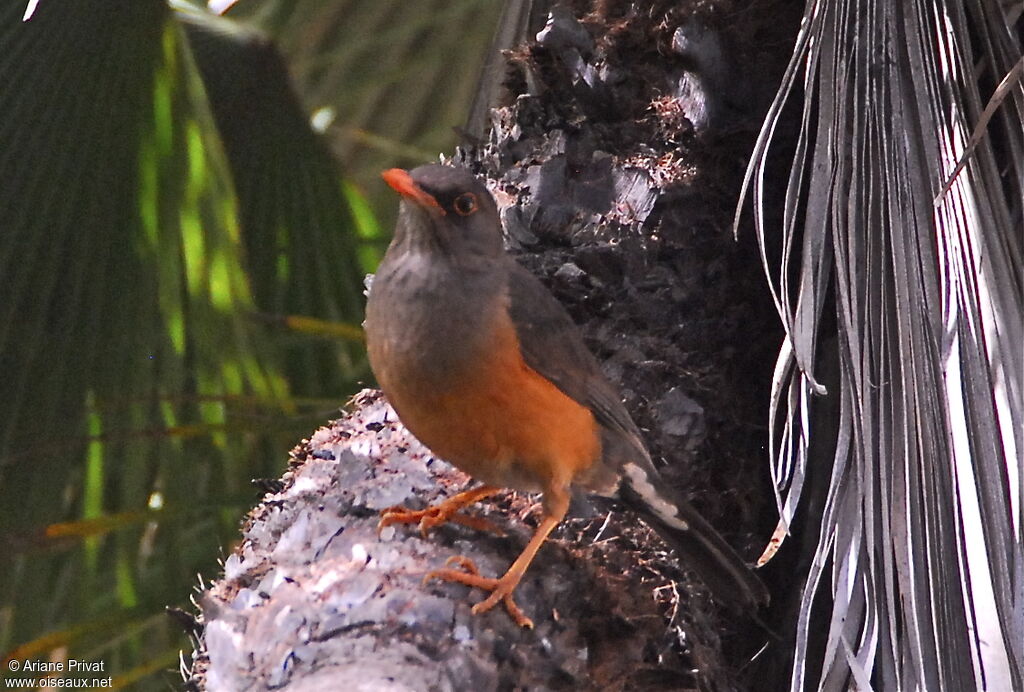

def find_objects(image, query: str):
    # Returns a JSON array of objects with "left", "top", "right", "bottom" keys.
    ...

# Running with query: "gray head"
[{"left": 382, "top": 164, "right": 503, "bottom": 260}]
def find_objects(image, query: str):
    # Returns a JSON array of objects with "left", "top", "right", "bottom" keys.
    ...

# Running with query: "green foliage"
[
  {"left": 0, "top": 1, "right": 291, "bottom": 680},
  {"left": 178, "top": 6, "right": 371, "bottom": 395},
  {"left": 229, "top": 0, "right": 503, "bottom": 221}
]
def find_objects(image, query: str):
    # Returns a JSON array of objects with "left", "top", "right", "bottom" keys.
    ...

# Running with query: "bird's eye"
[{"left": 452, "top": 193, "right": 478, "bottom": 216}]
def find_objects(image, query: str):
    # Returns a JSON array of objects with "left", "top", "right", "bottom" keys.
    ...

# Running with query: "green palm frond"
[
  {"left": 740, "top": 0, "right": 1022, "bottom": 688},
  {"left": 176, "top": 5, "right": 372, "bottom": 395},
  {"left": 0, "top": 0, "right": 289, "bottom": 660},
  {"left": 229, "top": 0, "right": 502, "bottom": 203}
]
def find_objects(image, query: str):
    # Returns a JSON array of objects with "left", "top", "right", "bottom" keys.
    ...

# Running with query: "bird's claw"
[
  {"left": 378, "top": 504, "right": 504, "bottom": 537},
  {"left": 424, "top": 555, "right": 533, "bottom": 628}
]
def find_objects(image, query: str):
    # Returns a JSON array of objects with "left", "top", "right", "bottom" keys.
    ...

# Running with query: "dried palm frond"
[{"left": 739, "top": 0, "right": 1023, "bottom": 688}]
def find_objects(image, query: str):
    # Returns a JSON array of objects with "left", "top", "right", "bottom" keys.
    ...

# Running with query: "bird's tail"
[{"left": 617, "top": 462, "right": 769, "bottom": 611}]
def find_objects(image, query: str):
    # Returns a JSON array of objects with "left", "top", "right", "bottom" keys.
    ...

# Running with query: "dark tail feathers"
[{"left": 618, "top": 463, "right": 769, "bottom": 611}]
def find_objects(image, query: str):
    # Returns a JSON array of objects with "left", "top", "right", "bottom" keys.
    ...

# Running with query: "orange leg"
[
  {"left": 424, "top": 487, "right": 570, "bottom": 628},
  {"left": 379, "top": 485, "right": 503, "bottom": 537}
]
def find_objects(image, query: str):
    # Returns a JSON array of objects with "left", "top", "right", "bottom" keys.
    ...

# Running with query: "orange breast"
[{"left": 381, "top": 313, "right": 601, "bottom": 494}]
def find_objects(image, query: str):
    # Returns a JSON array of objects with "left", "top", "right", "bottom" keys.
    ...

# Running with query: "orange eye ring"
[{"left": 453, "top": 192, "right": 478, "bottom": 216}]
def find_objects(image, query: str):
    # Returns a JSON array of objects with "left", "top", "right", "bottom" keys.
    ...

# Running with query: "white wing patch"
[{"left": 622, "top": 462, "right": 689, "bottom": 531}]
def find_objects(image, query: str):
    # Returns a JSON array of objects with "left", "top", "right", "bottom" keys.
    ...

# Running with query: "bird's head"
[{"left": 382, "top": 165, "right": 503, "bottom": 260}]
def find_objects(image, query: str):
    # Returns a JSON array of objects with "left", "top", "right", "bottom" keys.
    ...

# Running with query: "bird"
[{"left": 364, "top": 163, "right": 768, "bottom": 628}]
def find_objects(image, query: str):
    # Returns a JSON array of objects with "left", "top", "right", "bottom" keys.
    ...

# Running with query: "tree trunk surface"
[{"left": 188, "top": 1, "right": 801, "bottom": 689}]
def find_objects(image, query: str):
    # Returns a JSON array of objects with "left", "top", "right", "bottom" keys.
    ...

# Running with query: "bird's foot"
[
  {"left": 378, "top": 486, "right": 503, "bottom": 537},
  {"left": 425, "top": 556, "right": 533, "bottom": 628},
  {"left": 379, "top": 504, "right": 501, "bottom": 536}
]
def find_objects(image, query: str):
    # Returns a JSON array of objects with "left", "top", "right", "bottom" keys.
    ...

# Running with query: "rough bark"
[
  {"left": 187, "top": 1, "right": 801, "bottom": 689},
  {"left": 189, "top": 392, "right": 705, "bottom": 691}
]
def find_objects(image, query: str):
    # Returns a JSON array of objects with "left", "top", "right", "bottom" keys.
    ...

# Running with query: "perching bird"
[{"left": 364, "top": 164, "right": 768, "bottom": 627}]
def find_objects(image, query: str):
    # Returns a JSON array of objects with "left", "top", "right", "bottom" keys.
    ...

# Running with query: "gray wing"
[{"left": 506, "top": 261, "right": 650, "bottom": 466}]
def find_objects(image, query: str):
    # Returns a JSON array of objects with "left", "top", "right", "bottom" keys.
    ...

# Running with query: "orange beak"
[{"left": 381, "top": 168, "right": 445, "bottom": 215}]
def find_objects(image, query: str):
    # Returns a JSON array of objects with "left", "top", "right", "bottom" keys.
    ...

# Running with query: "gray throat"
[{"left": 366, "top": 248, "right": 509, "bottom": 391}]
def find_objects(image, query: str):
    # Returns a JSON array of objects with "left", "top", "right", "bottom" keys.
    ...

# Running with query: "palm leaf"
[
  {"left": 740, "top": 0, "right": 1022, "bottom": 688},
  {"left": 176, "top": 4, "right": 372, "bottom": 396},
  {"left": 227, "top": 0, "right": 502, "bottom": 213},
  {"left": 0, "top": 0, "right": 287, "bottom": 675}
]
